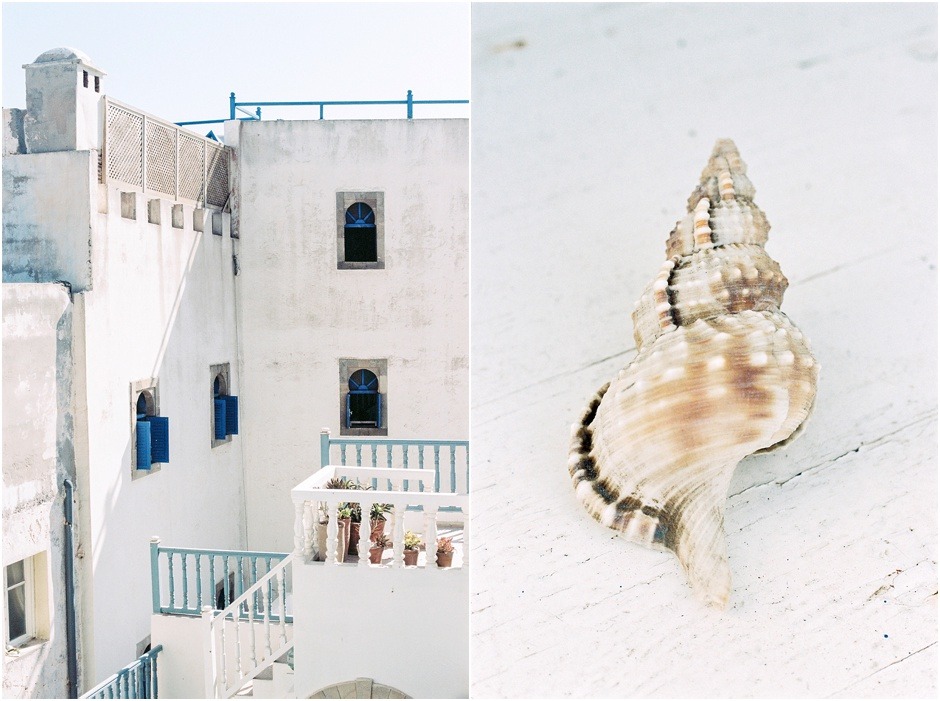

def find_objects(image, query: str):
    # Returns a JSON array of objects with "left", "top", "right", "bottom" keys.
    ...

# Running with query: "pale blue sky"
[{"left": 2, "top": 2, "right": 470, "bottom": 134}]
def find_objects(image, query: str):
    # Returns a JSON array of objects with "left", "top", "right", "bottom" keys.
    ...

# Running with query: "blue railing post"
[
  {"left": 320, "top": 428, "right": 331, "bottom": 468},
  {"left": 150, "top": 536, "right": 161, "bottom": 614},
  {"left": 406, "top": 90, "right": 413, "bottom": 119},
  {"left": 229, "top": 92, "right": 236, "bottom": 120}
]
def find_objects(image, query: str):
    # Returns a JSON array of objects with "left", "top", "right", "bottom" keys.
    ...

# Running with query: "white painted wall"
[
  {"left": 230, "top": 118, "right": 470, "bottom": 553},
  {"left": 293, "top": 564, "right": 469, "bottom": 699},
  {"left": 2, "top": 150, "right": 95, "bottom": 290},
  {"left": 152, "top": 612, "right": 292, "bottom": 699},
  {"left": 150, "top": 614, "right": 205, "bottom": 699},
  {"left": 1, "top": 283, "right": 74, "bottom": 698},
  {"left": 77, "top": 184, "right": 246, "bottom": 684}
]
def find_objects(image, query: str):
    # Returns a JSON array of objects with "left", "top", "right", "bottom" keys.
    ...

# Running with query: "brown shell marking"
[{"left": 569, "top": 140, "right": 818, "bottom": 608}]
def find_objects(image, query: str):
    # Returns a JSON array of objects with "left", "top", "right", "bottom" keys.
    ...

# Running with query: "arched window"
[
  {"left": 346, "top": 369, "right": 381, "bottom": 428},
  {"left": 211, "top": 363, "right": 238, "bottom": 446},
  {"left": 344, "top": 202, "right": 378, "bottom": 263},
  {"left": 135, "top": 388, "right": 169, "bottom": 470}
]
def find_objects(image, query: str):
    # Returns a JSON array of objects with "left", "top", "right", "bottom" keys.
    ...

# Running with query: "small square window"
[
  {"left": 132, "top": 379, "right": 168, "bottom": 476},
  {"left": 337, "top": 192, "right": 384, "bottom": 270},
  {"left": 339, "top": 359, "right": 387, "bottom": 436},
  {"left": 211, "top": 363, "right": 238, "bottom": 448},
  {"left": 94, "top": 75, "right": 100, "bottom": 93},
  {"left": 83, "top": 70, "right": 89, "bottom": 88},
  {"left": 4, "top": 553, "right": 48, "bottom": 648}
]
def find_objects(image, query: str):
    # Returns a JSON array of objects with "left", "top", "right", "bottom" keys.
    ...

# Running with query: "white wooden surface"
[{"left": 470, "top": 4, "right": 937, "bottom": 697}]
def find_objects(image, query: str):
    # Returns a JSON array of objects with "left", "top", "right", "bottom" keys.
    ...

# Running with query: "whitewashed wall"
[
  {"left": 75, "top": 184, "right": 246, "bottom": 684},
  {"left": 229, "top": 118, "right": 470, "bottom": 553},
  {"left": 1, "top": 283, "right": 75, "bottom": 698},
  {"left": 2, "top": 150, "right": 95, "bottom": 290},
  {"left": 293, "top": 564, "right": 469, "bottom": 699}
]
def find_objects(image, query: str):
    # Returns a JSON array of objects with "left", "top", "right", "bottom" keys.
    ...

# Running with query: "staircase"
[{"left": 203, "top": 554, "right": 295, "bottom": 698}]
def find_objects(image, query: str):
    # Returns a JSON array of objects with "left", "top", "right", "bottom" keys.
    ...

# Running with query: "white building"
[{"left": 3, "top": 48, "right": 468, "bottom": 699}]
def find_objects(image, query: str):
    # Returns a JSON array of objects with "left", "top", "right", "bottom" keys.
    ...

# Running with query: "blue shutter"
[
  {"left": 224, "top": 395, "right": 238, "bottom": 436},
  {"left": 377, "top": 394, "right": 382, "bottom": 428},
  {"left": 149, "top": 416, "right": 170, "bottom": 463},
  {"left": 137, "top": 420, "right": 152, "bottom": 470},
  {"left": 214, "top": 399, "right": 227, "bottom": 440},
  {"left": 345, "top": 393, "right": 351, "bottom": 428}
]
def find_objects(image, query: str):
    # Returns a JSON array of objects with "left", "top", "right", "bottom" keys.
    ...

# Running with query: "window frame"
[
  {"left": 4, "top": 559, "right": 35, "bottom": 647},
  {"left": 336, "top": 192, "right": 385, "bottom": 270},
  {"left": 210, "top": 363, "right": 238, "bottom": 448},
  {"left": 131, "top": 378, "right": 164, "bottom": 478},
  {"left": 339, "top": 358, "right": 388, "bottom": 436}
]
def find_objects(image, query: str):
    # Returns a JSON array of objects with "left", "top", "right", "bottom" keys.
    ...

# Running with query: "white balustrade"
[{"left": 291, "top": 465, "right": 469, "bottom": 570}]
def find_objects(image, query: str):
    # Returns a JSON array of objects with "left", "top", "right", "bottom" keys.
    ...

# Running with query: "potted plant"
[
  {"left": 403, "top": 531, "right": 422, "bottom": 566},
  {"left": 316, "top": 477, "right": 351, "bottom": 561},
  {"left": 345, "top": 480, "right": 379, "bottom": 556},
  {"left": 336, "top": 503, "right": 352, "bottom": 562},
  {"left": 369, "top": 534, "right": 391, "bottom": 565},
  {"left": 435, "top": 536, "right": 455, "bottom": 568},
  {"left": 370, "top": 501, "right": 392, "bottom": 540}
]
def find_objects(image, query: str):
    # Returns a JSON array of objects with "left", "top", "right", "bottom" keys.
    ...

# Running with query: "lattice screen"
[
  {"left": 106, "top": 103, "right": 143, "bottom": 187},
  {"left": 146, "top": 121, "right": 177, "bottom": 196},
  {"left": 206, "top": 146, "right": 229, "bottom": 207},
  {"left": 178, "top": 134, "right": 206, "bottom": 202},
  {"left": 104, "top": 99, "right": 230, "bottom": 206}
]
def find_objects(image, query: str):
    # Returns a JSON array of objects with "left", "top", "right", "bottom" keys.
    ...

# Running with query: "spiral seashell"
[{"left": 569, "top": 139, "right": 818, "bottom": 608}]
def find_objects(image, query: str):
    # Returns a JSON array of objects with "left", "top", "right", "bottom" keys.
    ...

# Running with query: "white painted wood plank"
[{"left": 470, "top": 3, "right": 937, "bottom": 697}]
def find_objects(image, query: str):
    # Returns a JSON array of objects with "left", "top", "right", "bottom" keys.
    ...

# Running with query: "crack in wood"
[
  {"left": 826, "top": 640, "right": 937, "bottom": 697},
  {"left": 729, "top": 410, "right": 937, "bottom": 499}
]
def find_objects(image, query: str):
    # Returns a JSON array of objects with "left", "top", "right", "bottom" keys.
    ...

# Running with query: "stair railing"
[{"left": 203, "top": 553, "right": 294, "bottom": 698}]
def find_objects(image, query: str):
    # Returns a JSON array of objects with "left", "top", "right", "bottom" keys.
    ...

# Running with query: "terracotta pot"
[
  {"left": 315, "top": 521, "right": 328, "bottom": 562},
  {"left": 349, "top": 521, "right": 361, "bottom": 556},
  {"left": 370, "top": 518, "right": 386, "bottom": 541},
  {"left": 436, "top": 551, "right": 454, "bottom": 568},
  {"left": 337, "top": 517, "right": 351, "bottom": 562},
  {"left": 403, "top": 549, "right": 419, "bottom": 566},
  {"left": 369, "top": 546, "right": 384, "bottom": 565}
]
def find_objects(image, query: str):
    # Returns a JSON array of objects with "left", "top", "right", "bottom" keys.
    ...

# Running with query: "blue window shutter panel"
[
  {"left": 345, "top": 393, "right": 351, "bottom": 428},
  {"left": 137, "top": 420, "right": 152, "bottom": 469},
  {"left": 377, "top": 394, "right": 382, "bottom": 427},
  {"left": 214, "top": 399, "right": 227, "bottom": 440},
  {"left": 149, "top": 416, "right": 170, "bottom": 463},
  {"left": 224, "top": 395, "right": 238, "bottom": 436}
]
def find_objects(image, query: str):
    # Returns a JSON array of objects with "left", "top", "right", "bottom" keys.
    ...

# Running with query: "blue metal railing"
[
  {"left": 150, "top": 540, "right": 291, "bottom": 622},
  {"left": 176, "top": 90, "right": 469, "bottom": 127},
  {"left": 319, "top": 430, "right": 469, "bottom": 511},
  {"left": 80, "top": 645, "right": 163, "bottom": 699}
]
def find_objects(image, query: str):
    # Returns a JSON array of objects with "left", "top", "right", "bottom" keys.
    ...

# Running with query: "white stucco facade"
[
  {"left": 3, "top": 49, "right": 246, "bottom": 692},
  {"left": 230, "top": 117, "right": 470, "bottom": 553}
]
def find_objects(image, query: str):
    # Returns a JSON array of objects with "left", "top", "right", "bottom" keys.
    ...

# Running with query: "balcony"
[{"left": 144, "top": 432, "right": 468, "bottom": 699}]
